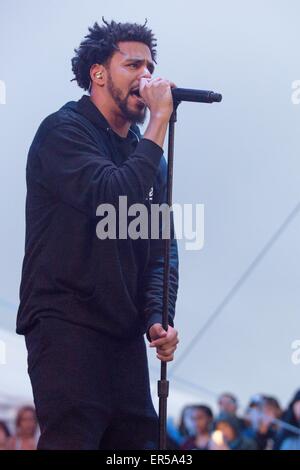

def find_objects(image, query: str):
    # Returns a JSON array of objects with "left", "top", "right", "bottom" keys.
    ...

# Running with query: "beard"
[{"left": 106, "top": 71, "right": 147, "bottom": 125}]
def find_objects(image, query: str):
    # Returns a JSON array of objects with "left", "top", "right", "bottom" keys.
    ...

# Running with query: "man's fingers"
[
  {"left": 149, "top": 329, "right": 167, "bottom": 342},
  {"left": 141, "top": 77, "right": 173, "bottom": 89},
  {"left": 141, "top": 77, "right": 162, "bottom": 89},
  {"left": 153, "top": 336, "right": 179, "bottom": 362},
  {"left": 155, "top": 340, "right": 179, "bottom": 351},
  {"left": 157, "top": 346, "right": 177, "bottom": 356},
  {"left": 149, "top": 335, "right": 179, "bottom": 348}
]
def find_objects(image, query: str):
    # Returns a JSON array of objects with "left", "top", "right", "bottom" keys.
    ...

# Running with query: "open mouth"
[
  {"left": 130, "top": 87, "right": 145, "bottom": 104},
  {"left": 130, "top": 87, "right": 141, "bottom": 97}
]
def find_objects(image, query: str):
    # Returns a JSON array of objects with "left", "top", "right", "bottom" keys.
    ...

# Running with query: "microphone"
[{"left": 172, "top": 88, "right": 222, "bottom": 104}]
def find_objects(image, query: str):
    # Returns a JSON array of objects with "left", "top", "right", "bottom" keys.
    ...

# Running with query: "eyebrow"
[{"left": 124, "top": 57, "right": 155, "bottom": 74}]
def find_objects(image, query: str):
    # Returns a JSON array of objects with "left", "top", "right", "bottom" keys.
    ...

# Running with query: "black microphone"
[{"left": 172, "top": 88, "right": 222, "bottom": 104}]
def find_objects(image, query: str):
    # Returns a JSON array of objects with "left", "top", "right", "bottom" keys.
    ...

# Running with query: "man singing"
[{"left": 17, "top": 18, "right": 179, "bottom": 450}]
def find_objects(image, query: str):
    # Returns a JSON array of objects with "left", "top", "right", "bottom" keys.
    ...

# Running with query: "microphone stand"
[
  {"left": 158, "top": 99, "right": 180, "bottom": 450},
  {"left": 157, "top": 90, "right": 222, "bottom": 449}
]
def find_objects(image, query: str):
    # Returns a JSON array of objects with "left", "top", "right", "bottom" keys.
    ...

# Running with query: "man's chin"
[
  {"left": 127, "top": 107, "right": 147, "bottom": 125},
  {"left": 117, "top": 98, "right": 147, "bottom": 125},
  {"left": 134, "top": 111, "right": 147, "bottom": 125}
]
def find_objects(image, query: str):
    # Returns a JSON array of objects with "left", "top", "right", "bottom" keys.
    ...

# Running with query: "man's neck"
[{"left": 90, "top": 93, "right": 131, "bottom": 138}]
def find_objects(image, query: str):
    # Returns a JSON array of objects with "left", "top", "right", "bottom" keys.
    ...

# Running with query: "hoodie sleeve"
[
  {"left": 141, "top": 156, "right": 179, "bottom": 339},
  {"left": 28, "top": 123, "right": 163, "bottom": 216}
]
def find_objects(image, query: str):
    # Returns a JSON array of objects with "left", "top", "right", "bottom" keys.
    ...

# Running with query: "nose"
[{"left": 140, "top": 66, "right": 152, "bottom": 80}]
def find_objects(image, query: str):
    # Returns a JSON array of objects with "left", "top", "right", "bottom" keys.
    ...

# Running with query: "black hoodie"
[{"left": 16, "top": 95, "right": 179, "bottom": 339}]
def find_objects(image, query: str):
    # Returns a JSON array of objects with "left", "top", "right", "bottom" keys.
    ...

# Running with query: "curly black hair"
[{"left": 71, "top": 18, "right": 157, "bottom": 91}]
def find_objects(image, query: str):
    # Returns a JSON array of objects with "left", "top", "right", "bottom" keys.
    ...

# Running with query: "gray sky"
[{"left": 1, "top": 0, "right": 300, "bottom": 416}]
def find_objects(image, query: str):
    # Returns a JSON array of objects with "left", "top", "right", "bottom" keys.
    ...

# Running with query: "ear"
[{"left": 90, "top": 64, "right": 106, "bottom": 88}]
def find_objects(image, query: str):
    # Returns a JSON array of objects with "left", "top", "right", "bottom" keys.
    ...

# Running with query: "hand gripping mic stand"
[{"left": 158, "top": 90, "right": 222, "bottom": 450}]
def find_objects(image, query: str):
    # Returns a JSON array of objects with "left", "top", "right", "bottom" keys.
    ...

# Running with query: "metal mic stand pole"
[
  {"left": 157, "top": 90, "right": 222, "bottom": 449},
  {"left": 158, "top": 100, "right": 180, "bottom": 450}
]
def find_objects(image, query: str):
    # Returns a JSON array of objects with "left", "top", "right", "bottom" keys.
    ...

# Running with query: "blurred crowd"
[
  {"left": 167, "top": 389, "right": 300, "bottom": 450},
  {"left": 1, "top": 390, "right": 300, "bottom": 450},
  {"left": 0, "top": 406, "right": 38, "bottom": 450}
]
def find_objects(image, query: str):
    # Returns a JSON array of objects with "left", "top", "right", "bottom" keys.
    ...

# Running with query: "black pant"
[{"left": 25, "top": 316, "right": 158, "bottom": 450}]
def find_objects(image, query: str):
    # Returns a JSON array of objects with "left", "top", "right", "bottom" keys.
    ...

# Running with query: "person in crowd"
[
  {"left": 167, "top": 405, "right": 205, "bottom": 449},
  {"left": 218, "top": 393, "right": 239, "bottom": 415},
  {"left": 274, "top": 390, "right": 300, "bottom": 450},
  {"left": 243, "top": 394, "right": 266, "bottom": 437},
  {"left": 218, "top": 392, "right": 246, "bottom": 431},
  {"left": 0, "top": 421, "right": 10, "bottom": 450},
  {"left": 177, "top": 405, "right": 197, "bottom": 443},
  {"left": 209, "top": 412, "right": 257, "bottom": 450},
  {"left": 180, "top": 405, "right": 213, "bottom": 450},
  {"left": 253, "top": 396, "right": 282, "bottom": 450},
  {"left": 7, "top": 406, "right": 38, "bottom": 450}
]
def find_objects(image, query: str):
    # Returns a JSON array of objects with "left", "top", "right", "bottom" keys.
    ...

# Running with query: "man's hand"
[
  {"left": 139, "top": 77, "right": 176, "bottom": 122},
  {"left": 141, "top": 78, "right": 177, "bottom": 149},
  {"left": 148, "top": 323, "right": 179, "bottom": 362}
]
